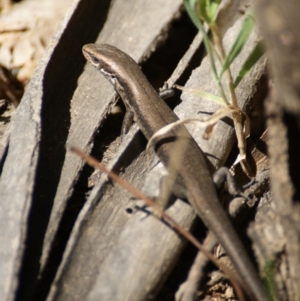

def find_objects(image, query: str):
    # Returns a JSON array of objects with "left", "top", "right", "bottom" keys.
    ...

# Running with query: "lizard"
[{"left": 82, "top": 43, "right": 266, "bottom": 301}]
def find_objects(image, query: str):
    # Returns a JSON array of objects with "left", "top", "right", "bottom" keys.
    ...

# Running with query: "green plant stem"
[
  {"left": 211, "top": 23, "right": 238, "bottom": 108},
  {"left": 210, "top": 22, "right": 251, "bottom": 174}
]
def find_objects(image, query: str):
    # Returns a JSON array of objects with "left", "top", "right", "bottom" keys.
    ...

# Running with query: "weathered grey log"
[
  {"left": 0, "top": 1, "right": 115, "bottom": 299},
  {"left": 46, "top": 14, "right": 267, "bottom": 301}
]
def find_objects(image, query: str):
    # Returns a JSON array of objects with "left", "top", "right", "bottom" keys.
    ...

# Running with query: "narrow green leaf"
[
  {"left": 183, "top": 0, "right": 202, "bottom": 29},
  {"left": 197, "top": 0, "right": 221, "bottom": 23},
  {"left": 198, "top": 0, "right": 210, "bottom": 22},
  {"left": 234, "top": 42, "right": 265, "bottom": 87},
  {"left": 175, "top": 85, "right": 225, "bottom": 105},
  {"left": 262, "top": 261, "right": 279, "bottom": 301},
  {"left": 183, "top": 0, "right": 216, "bottom": 78},
  {"left": 219, "top": 13, "right": 254, "bottom": 78},
  {"left": 184, "top": 0, "right": 227, "bottom": 104},
  {"left": 208, "top": 0, "right": 221, "bottom": 22},
  {"left": 192, "top": 89, "right": 225, "bottom": 105}
]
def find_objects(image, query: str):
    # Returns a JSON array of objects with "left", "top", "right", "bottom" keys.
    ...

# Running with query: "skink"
[{"left": 82, "top": 43, "right": 265, "bottom": 301}]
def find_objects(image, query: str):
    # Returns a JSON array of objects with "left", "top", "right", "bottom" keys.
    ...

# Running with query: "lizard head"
[{"left": 82, "top": 43, "right": 140, "bottom": 89}]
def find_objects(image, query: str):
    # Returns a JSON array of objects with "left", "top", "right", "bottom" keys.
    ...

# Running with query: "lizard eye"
[{"left": 90, "top": 56, "right": 100, "bottom": 65}]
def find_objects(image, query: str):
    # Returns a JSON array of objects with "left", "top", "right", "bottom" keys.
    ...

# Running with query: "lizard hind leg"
[
  {"left": 212, "top": 166, "right": 240, "bottom": 196},
  {"left": 155, "top": 174, "right": 186, "bottom": 209}
]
